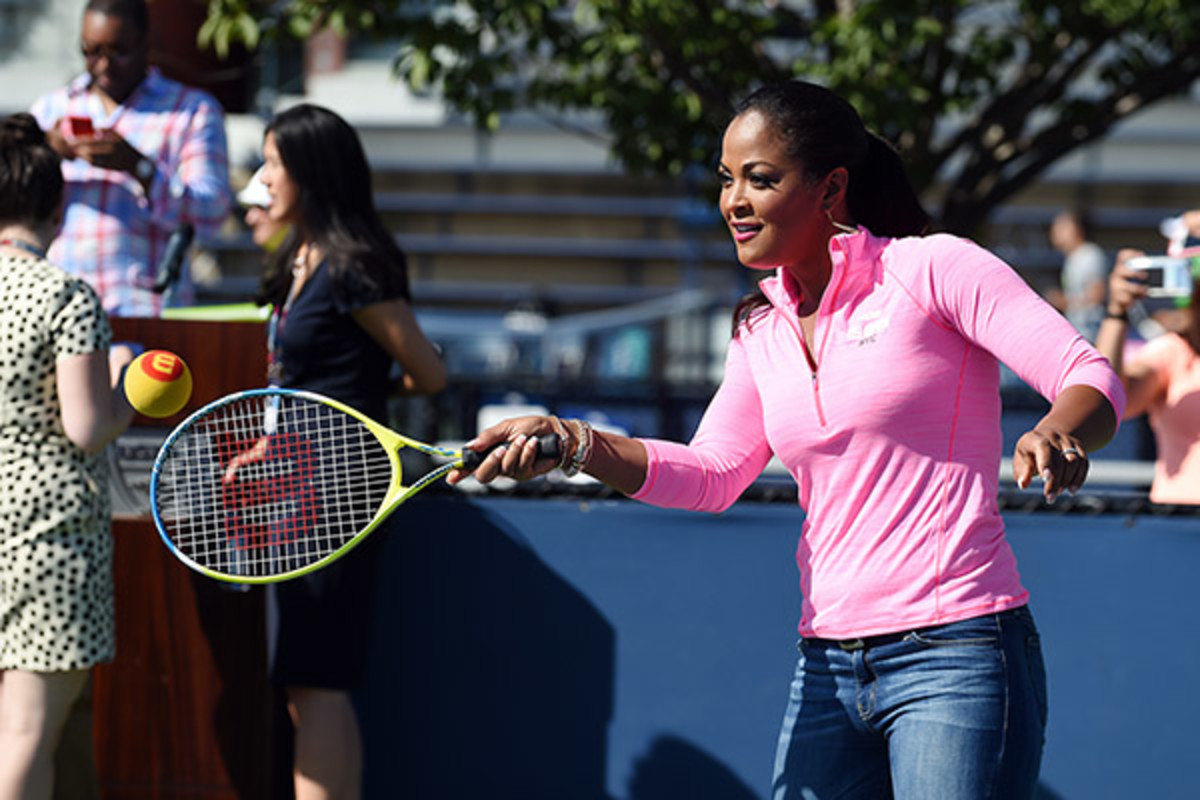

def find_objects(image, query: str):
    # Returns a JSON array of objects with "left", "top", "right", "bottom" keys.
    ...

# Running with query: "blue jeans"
[{"left": 772, "top": 606, "right": 1047, "bottom": 800}]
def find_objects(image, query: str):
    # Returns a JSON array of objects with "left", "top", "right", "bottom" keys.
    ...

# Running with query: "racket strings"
[{"left": 157, "top": 395, "right": 393, "bottom": 578}]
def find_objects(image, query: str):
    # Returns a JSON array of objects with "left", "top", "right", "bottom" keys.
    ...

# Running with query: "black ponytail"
[{"left": 847, "top": 133, "right": 930, "bottom": 238}]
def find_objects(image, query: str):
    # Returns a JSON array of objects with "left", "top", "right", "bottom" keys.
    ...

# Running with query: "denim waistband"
[{"left": 802, "top": 606, "right": 1028, "bottom": 652}]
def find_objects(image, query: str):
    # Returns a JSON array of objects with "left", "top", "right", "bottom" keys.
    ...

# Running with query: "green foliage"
[
  {"left": 198, "top": 0, "right": 262, "bottom": 58},
  {"left": 203, "top": 0, "right": 1200, "bottom": 232}
]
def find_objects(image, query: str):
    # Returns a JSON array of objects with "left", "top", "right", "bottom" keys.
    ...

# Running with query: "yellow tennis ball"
[{"left": 125, "top": 350, "right": 193, "bottom": 418}]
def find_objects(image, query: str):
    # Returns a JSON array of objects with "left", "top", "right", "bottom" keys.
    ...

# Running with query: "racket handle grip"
[{"left": 460, "top": 433, "right": 562, "bottom": 470}]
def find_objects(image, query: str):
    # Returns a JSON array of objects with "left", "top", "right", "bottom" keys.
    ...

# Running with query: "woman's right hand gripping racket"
[{"left": 149, "top": 387, "right": 559, "bottom": 583}]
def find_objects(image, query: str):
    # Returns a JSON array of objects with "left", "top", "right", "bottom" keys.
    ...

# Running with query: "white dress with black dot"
[{"left": 0, "top": 254, "right": 115, "bottom": 671}]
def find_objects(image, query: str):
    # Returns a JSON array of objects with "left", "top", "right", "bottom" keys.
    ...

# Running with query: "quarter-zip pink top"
[{"left": 631, "top": 229, "right": 1125, "bottom": 639}]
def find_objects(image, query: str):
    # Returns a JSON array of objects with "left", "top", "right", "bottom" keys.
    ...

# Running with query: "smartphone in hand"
[{"left": 64, "top": 115, "right": 95, "bottom": 140}]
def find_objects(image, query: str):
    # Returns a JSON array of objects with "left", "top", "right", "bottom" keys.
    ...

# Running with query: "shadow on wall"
[
  {"left": 349, "top": 494, "right": 1099, "bottom": 800},
  {"left": 620, "top": 730, "right": 1068, "bottom": 800},
  {"left": 627, "top": 735, "right": 758, "bottom": 800},
  {"left": 357, "top": 493, "right": 617, "bottom": 800}
]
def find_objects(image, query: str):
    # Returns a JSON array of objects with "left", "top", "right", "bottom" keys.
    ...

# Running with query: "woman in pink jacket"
[
  {"left": 1095, "top": 237, "right": 1200, "bottom": 505},
  {"left": 450, "top": 81, "right": 1124, "bottom": 799}
]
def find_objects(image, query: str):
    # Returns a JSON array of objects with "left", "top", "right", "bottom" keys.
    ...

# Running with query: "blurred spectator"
[
  {"left": 253, "top": 103, "right": 446, "bottom": 800},
  {"left": 30, "top": 0, "right": 232, "bottom": 316},
  {"left": 237, "top": 166, "right": 289, "bottom": 253},
  {"left": 1094, "top": 213, "right": 1200, "bottom": 505},
  {"left": 1047, "top": 209, "right": 1108, "bottom": 341}
]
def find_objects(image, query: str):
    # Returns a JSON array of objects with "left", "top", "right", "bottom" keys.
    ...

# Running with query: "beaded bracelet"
[
  {"left": 562, "top": 419, "right": 594, "bottom": 477},
  {"left": 547, "top": 415, "right": 572, "bottom": 472}
]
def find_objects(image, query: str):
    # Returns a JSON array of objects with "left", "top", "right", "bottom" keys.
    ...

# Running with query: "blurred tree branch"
[{"left": 201, "top": 0, "right": 1200, "bottom": 234}]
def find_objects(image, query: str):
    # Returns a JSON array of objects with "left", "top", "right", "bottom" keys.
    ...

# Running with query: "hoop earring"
[{"left": 826, "top": 208, "right": 858, "bottom": 235}]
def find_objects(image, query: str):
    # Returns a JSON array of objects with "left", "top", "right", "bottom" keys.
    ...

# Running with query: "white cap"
[{"left": 237, "top": 166, "right": 270, "bottom": 208}]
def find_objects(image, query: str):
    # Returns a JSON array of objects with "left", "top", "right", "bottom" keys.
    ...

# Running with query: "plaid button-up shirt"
[{"left": 31, "top": 68, "right": 233, "bottom": 317}]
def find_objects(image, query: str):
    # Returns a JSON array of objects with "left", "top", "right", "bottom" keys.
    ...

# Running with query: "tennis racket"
[{"left": 149, "top": 387, "right": 560, "bottom": 583}]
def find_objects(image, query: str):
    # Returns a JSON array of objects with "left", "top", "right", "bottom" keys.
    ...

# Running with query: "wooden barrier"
[{"left": 85, "top": 318, "right": 287, "bottom": 799}]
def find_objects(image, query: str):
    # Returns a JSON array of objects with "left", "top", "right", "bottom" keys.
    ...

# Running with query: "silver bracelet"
[{"left": 562, "top": 419, "right": 593, "bottom": 477}]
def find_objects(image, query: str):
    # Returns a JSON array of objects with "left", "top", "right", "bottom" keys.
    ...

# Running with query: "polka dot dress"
[{"left": 0, "top": 254, "right": 115, "bottom": 671}]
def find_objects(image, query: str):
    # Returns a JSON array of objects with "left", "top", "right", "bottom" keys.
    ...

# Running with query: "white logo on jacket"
[{"left": 846, "top": 310, "right": 891, "bottom": 345}]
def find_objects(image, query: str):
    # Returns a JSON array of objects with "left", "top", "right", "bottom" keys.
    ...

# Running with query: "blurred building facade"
[{"left": 5, "top": 1, "right": 1197, "bottom": 311}]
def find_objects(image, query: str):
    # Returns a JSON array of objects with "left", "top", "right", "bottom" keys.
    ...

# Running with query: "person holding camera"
[{"left": 1095, "top": 236, "right": 1200, "bottom": 505}]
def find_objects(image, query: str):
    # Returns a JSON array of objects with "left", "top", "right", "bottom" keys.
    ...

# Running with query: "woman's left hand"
[{"left": 1013, "top": 427, "right": 1089, "bottom": 502}]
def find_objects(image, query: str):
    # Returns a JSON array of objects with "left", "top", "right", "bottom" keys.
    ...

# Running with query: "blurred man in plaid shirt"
[{"left": 31, "top": 0, "right": 232, "bottom": 317}]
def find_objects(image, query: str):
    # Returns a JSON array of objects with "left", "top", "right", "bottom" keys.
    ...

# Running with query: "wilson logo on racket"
[{"left": 219, "top": 431, "right": 322, "bottom": 551}]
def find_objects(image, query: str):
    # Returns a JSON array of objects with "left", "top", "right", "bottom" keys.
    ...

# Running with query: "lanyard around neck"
[
  {"left": 0, "top": 239, "right": 46, "bottom": 259},
  {"left": 266, "top": 264, "right": 316, "bottom": 386}
]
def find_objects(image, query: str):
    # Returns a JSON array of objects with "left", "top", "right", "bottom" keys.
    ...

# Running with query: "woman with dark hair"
[
  {"left": 449, "top": 80, "right": 1126, "bottom": 798},
  {"left": 1095, "top": 230, "right": 1200, "bottom": 504},
  {"left": 0, "top": 112, "right": 135, "bottom": 798},
  {"left": 256, "top": 103, "right": 446, "bottom": 799}
]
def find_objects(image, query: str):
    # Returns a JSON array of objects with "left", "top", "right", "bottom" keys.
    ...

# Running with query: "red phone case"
[{"left": 67, "top": 116, "right": 94, "bottom": 138}]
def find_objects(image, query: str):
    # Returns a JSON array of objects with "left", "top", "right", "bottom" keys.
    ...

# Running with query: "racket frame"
[{"left": 149, "top": 387, "right": 467, "bottom": 584}]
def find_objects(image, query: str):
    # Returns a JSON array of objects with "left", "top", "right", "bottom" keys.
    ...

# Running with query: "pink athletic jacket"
[{"left": 631, "top": 230, "right": 1125, "bottom": 639}]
